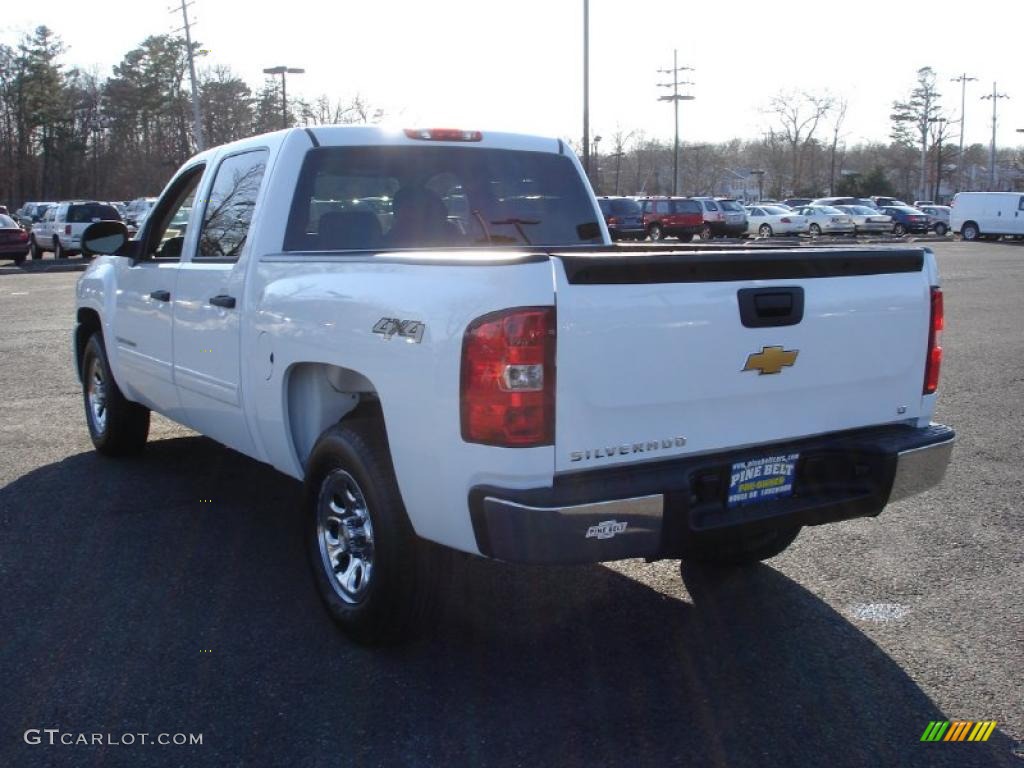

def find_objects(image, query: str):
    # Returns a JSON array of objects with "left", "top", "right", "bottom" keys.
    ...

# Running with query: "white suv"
[{"left": 30, "top": 201, "right": 123, "bottom": 259}]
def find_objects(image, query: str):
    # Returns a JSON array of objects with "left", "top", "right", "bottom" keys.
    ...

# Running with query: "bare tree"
[
  {"left": 890, "top": 67, "right": 944, "bottom": 200},
  {"left": 765, "top": 90, "right": 834, "bottom": 195}
]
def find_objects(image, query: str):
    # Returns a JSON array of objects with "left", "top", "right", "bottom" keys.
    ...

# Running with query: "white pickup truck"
[{"left": 74, "top": 126, "right": 954, "bottom": 644}]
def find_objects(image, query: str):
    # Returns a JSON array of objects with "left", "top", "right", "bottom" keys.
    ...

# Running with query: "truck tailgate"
[{"left": 551, "top": 248, "right": 931, "bottom": 474}]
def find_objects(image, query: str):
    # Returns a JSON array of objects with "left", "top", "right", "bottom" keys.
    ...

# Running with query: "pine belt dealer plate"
[{"left": 727, "top": 453, "right": 799, "bottom": 507}]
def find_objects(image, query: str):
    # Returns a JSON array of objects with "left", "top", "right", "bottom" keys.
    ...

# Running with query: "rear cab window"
[
  {"left": 702, "top": 200, "right": 719, "bottom": 211},
  {"left": 284, "top": 146, "right": 602, "bottom": 251}
]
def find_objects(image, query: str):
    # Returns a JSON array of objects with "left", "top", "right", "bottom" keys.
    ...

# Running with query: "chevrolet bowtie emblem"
[{"left": 743, "top": 346, "right": 799, "bottom": 375}]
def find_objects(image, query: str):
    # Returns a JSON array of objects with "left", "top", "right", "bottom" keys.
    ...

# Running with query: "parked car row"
[
  {"left": 1, "top": 197, "right": 163, "bottom": 263},
  {"left": 595, "top": 193, "right": 958, "bottom": 242},
  {"left": 598, "top": 195, "right": 749, "bottom": 241}
]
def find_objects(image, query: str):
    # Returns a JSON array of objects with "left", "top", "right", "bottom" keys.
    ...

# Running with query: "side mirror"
[{"left": 81, "top": 220, "right": 128, "bottom": 257}]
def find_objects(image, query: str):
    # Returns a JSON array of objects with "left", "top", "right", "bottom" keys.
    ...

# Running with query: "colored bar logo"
[{"left": 921, "top": 721, "right": 997, "bottom": 742}]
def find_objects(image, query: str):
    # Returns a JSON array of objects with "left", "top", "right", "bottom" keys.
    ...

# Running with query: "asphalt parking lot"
[{"left": 1, "top": 240, "right": 1022, "bottom": 767}]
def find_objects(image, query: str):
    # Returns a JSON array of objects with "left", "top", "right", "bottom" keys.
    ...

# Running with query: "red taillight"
[
  {"left": 64, "top": 224, "right": 72, "bottom": 235},
  {"left": 924, "top": 287, "right": 943, "bottom": 394},
  {"left": 17, "top": 230, "right": 28, "bottom": 241},
  {"left": 461, "top": 307, "right": 555, "bottom": 447},
  {"left": 607, "top": 216, "right": 618, "bottom": 225},
  {"left": 404, "top": 128, "right": 483, "bottom": 142}
]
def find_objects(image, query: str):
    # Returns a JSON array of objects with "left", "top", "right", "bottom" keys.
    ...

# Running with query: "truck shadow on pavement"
[{"left": 1, "top": 435, "right": 1017, "bottom": 767}]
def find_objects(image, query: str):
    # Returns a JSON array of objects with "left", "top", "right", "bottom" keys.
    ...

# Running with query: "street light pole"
[
  {"left": 750, "top": 169, "right": 765, "bottom": 202},
  {"left": 980, "top": 82, "right": 1009, "bottom": 190},
  {"left": 582, "top": 0, "right": 590, "bottom": 177},
  {"left": 657, "top": 49, "right": 694, "bottom": 196},
  {"left": 263, "top": 66, "right": 305, "bottom": 130},
  {"left": 950, "top": 73, "right": 977, "bottom": 192}
]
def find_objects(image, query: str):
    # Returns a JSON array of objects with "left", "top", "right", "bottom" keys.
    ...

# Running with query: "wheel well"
[
  {"left": 75, "top": 308, "right": 102, "bottom": 381},
  {"left": 285, "top": 363, "right": 381, "bottom": 471}
]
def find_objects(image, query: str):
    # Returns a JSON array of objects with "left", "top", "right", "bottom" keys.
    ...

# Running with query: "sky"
[{"left": 3, "top": 0, "right": 1023, "bottom": 151}]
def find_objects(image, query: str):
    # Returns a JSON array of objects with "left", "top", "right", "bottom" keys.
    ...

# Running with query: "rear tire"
[
  {"left": 13, "top": 252, "right": 26, "bottom": 266},
  {"left": 53, "top": 237, "right": 64, "bottom": 259},
  {"left": 81, "top": 334, "right": 150, "bottom": 456},
  {"left": 758, "top": 224, "right": 773, "bottom": 238},
  {"left": 961, "top": 222, "right": 979, "bottom": 241},
  {"left": 304, "top": 418, "right": 447, "bottom": 645},
  {"left": 893, "top": 223, "right": 906, "bottom": 236},
  {"left": 934, "top": 222, "right": 948, "bottom": 236},
  {"left": 683, "top": 526, "right": 801, "bottom": 568},
  {"left": 699, "top": 224, "right": 713, "bottom": 240},
  {"left": 30, "top": 236, "right": 42, "bottom": 260},
  {"left": 809, "top": 223, "right": 822, "bottom": 237}
]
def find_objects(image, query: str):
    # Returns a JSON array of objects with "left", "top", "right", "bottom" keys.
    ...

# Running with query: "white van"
[{"left": 950, "top": 192, "right": 1024, "bottom": 241}]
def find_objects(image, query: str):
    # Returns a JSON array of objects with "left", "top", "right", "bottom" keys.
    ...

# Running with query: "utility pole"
[
  {"left": 950, "top": 73, "right": 977, "bottom": 192},
  {"left": 980, "top": 83, "right": 1009, "bottom": 190},
  {"left": 263, "top": 66, "right": 305, "bottom": 130},
  {"left": 582, "top": 0, "right": 590, "bottom": 178},
  {"left": 172, "top": 0, "right": 205, "bottom": 151},
  {"left": 657, "top": 49, "right": 694, "bottom": 196}
]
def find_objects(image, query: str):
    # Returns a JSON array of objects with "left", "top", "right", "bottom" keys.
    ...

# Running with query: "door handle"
[
  {"left": 149, "top": 289, "right": 171, "bottom": 302},
  {"left": 209, "top": 294, "right": 236, "bottom": 309}
]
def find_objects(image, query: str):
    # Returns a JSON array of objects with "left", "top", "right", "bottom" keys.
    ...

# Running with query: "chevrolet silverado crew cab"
[{"left": 74, "top": 125, "right": 955, "bottom": 644}]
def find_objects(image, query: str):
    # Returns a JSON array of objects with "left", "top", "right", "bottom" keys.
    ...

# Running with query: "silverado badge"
[{"left": 742, "top": 346, "right": 798, "bottom": 375}]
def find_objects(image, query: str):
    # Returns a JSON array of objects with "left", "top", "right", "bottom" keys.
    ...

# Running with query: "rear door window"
[{"left": 197, "top": 149, "right": 269, "bottom": 260}]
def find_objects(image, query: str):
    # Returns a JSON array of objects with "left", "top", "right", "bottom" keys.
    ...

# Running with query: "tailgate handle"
[{"left": 738, "top": 287, "right": 804, "bottom": 328}]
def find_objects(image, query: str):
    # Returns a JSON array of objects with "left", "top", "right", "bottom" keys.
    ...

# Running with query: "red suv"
[{"left": 637, "top": 197, "right": 703, "bottom": 241}]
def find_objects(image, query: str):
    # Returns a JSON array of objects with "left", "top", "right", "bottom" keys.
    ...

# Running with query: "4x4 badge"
[{"left": 372, "top": 318, "right": 425, "bottom": 343}]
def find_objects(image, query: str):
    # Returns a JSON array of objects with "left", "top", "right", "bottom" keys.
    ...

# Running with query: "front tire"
[
  {"left": 683, "top": 526, "right": 801, "bottom": 568},
  {"left": 304, "top": 419, "right": 445, "bottom": 645},
  {"left": 81, "top": 334, "right": 150, "bottom": 456},
  {"left": 961, "top": 222, "right": 980, "bottom": 241},
  {"left": 648, "top": 223, "right": 663, "bottom": 241},
  {"left": 893, "top": 223, "right": 906, "bottom": 236},
  {"left": 699, "top": 224, "right": 713, "bottom": 240},
  {"left": 809, "top": 223, "right": 822, "bottom": 237}
]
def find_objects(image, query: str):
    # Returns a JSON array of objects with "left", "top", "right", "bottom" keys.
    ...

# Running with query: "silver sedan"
[{"left": 835, "top": 205, "right": 893, "bottom": 235}]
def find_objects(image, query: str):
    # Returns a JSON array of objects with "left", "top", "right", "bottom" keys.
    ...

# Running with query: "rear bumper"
[{"left": 470, "top": 423, "right": 954, "bottom": 564}]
